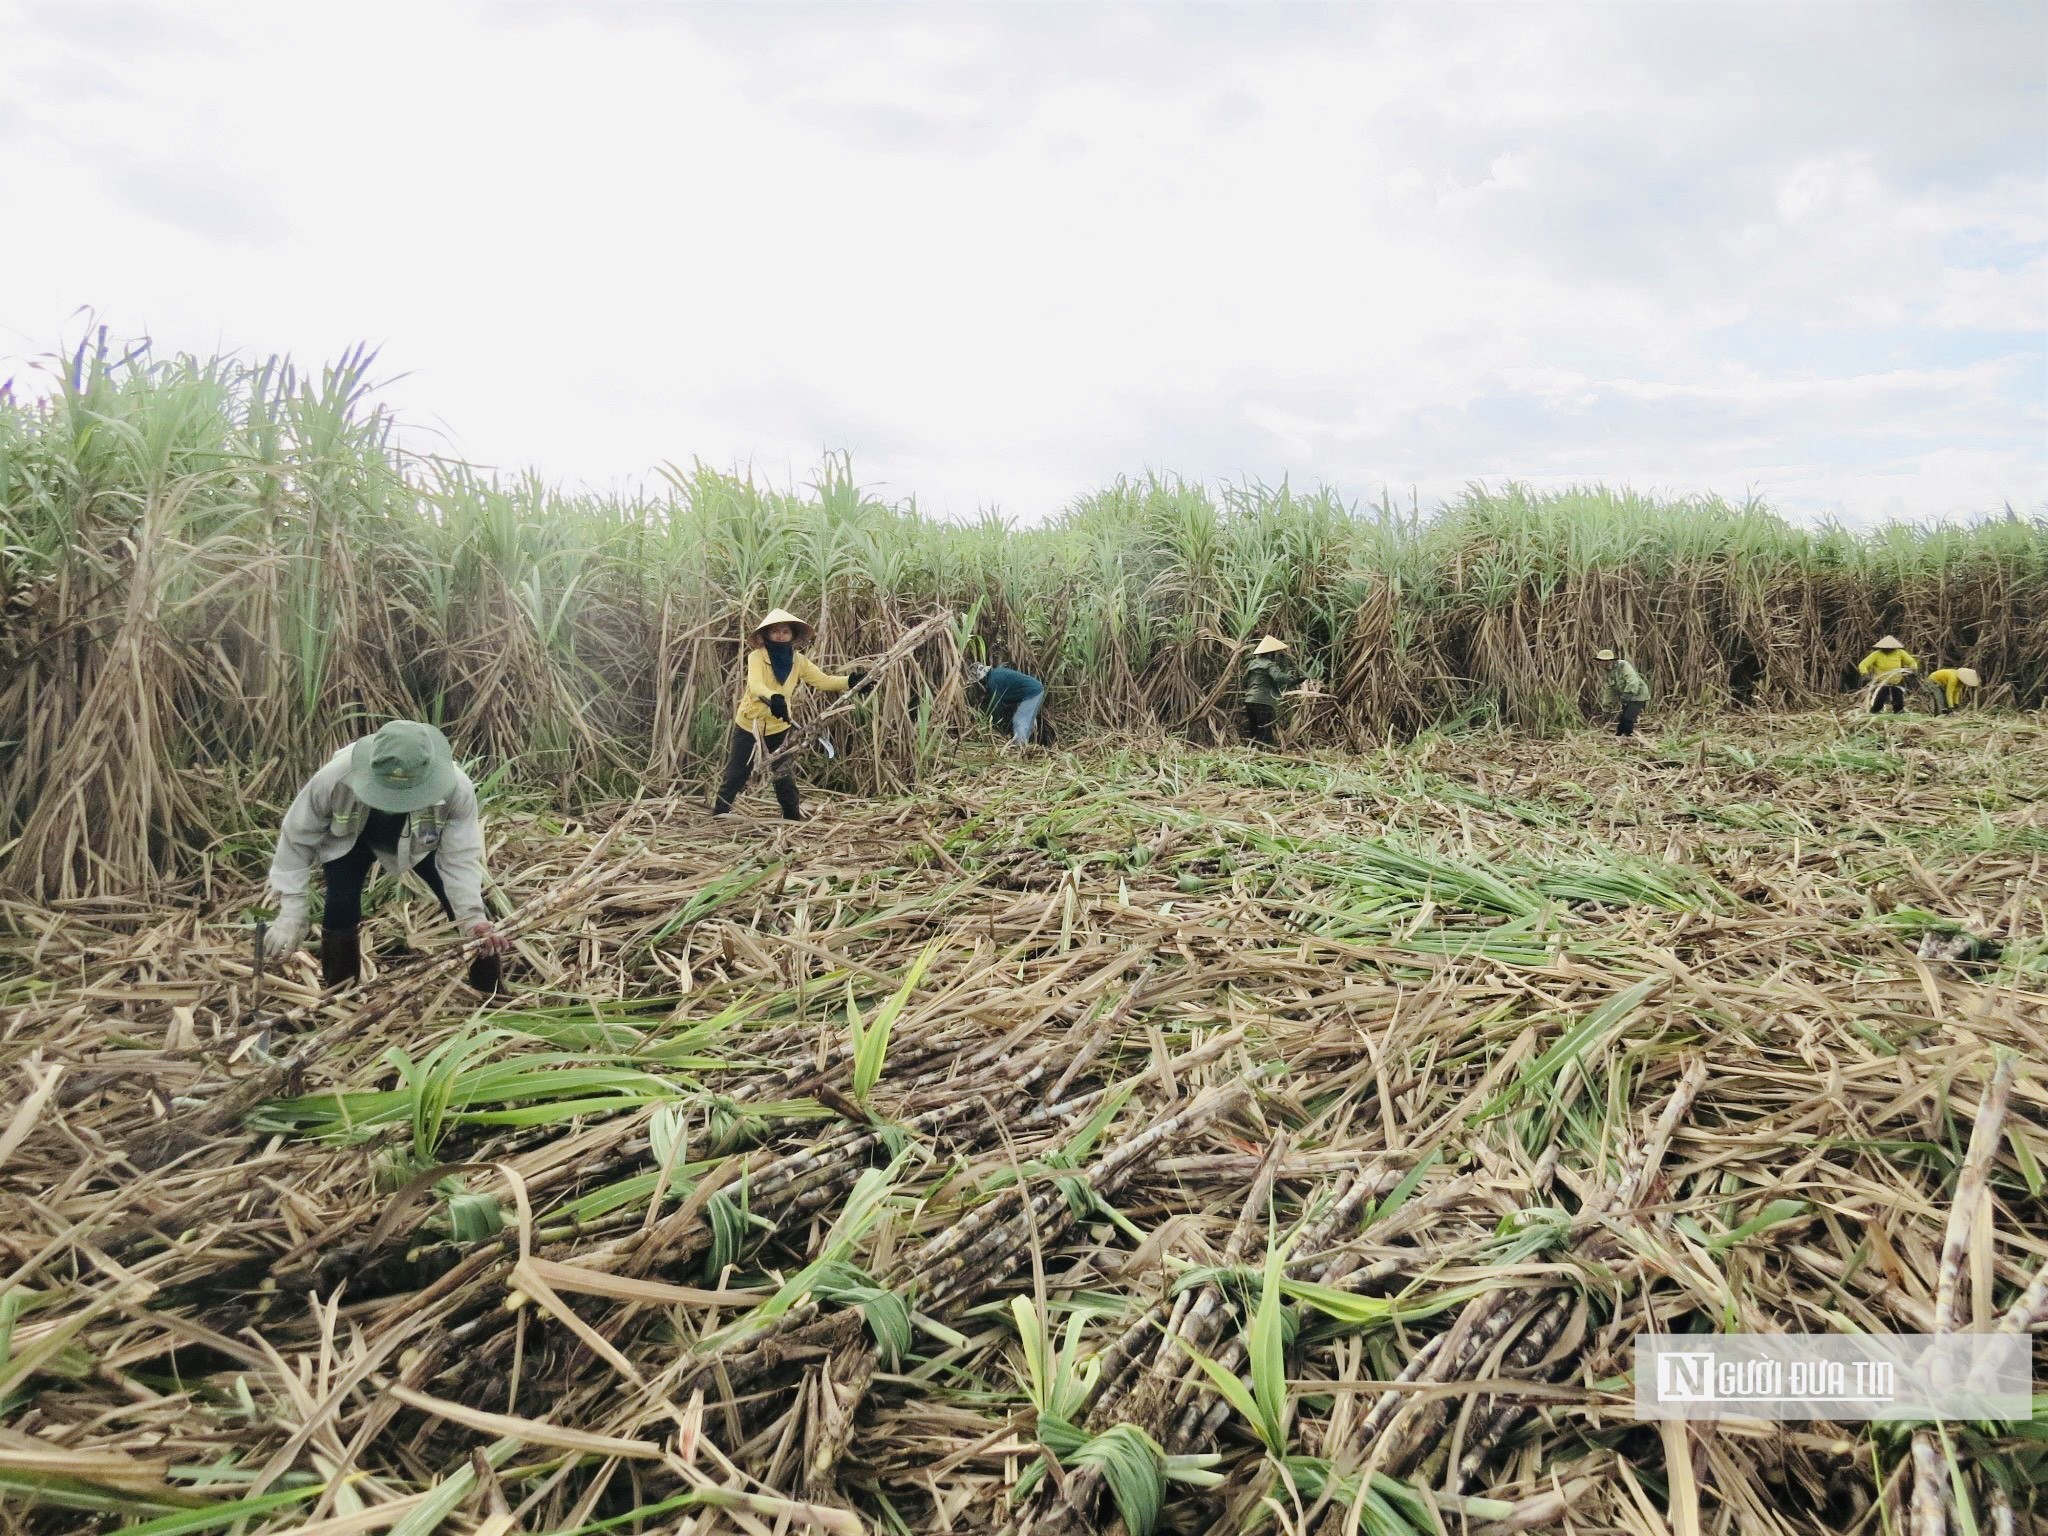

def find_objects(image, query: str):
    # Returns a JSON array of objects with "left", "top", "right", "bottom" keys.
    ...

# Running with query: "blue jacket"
[{"left": 982, "top": 666, "right": 1044, "bottom": 712}]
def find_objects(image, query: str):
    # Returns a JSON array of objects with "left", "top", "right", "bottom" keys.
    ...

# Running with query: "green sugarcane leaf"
[
  {"left": 1247, "top": 1235, "right": 1289, "bottom": 1455},
  {"left": 1071, "top": 1424, "right": 1167, "bottom": 1536}
]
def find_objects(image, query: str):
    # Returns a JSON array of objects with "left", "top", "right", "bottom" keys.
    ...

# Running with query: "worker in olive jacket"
[
  {"left": 1242, "top": 635, "right": 1299, "bottom": 747},
  {"left": 1594, "top": 648, "right": 1651, "bottom": 736}
]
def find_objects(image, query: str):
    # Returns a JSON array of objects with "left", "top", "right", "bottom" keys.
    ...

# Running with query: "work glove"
[
  {"left": 262, "top": 896, "right": 308, "bottom": 958},
  {"left": 768, "top": 694, "right": 790, "bottom": 722},
  {"left": 846, "top": 668, "right": 870, "bottom": 693}
]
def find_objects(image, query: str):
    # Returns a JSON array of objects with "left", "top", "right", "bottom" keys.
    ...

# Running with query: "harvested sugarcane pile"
[{"left": 1, "top": 710, "right": 2045, "bottom": 1535}]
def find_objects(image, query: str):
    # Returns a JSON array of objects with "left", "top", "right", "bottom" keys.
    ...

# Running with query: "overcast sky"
[{"left": 2, "top": 0, "right": 2043, "bottom": 525}]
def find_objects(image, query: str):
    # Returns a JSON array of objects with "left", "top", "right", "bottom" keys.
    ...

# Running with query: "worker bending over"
[
  {"left": 1242, "top": 635, "right": 1298, "bottom": 747},
  {"left": 1594, "top": 648, "right": 1651, "bottom": 736},
  {"left": 967, "top": 660, "right": 1047, "bottom": 749},
  {"left": 1925, "top": 665, "right": 1981, "bottom": 713},
  {"left": 263, "top": 719, "right": 506, "bottom": 992}
]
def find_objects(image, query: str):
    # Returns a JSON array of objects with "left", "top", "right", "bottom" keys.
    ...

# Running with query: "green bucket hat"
[{"left": 348, "top": 721, "right": 458, "bottom": 813}]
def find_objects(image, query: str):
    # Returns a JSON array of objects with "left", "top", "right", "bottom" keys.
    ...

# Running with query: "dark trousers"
[
  {"left": 1870, "top": 685, "right": 1906, "bottom": 714},
  {"left": 1615, "top": 700, "right": 1645, "bottom": 736},
  {"left": 713, "top": 726, "right": 801, "bottom": 819},
  {"left": 1244, "top": 702, "right": 1278, "bottom": 746},
  {"left": 322, "top": 840, "right": 454, "bottom": 929}
]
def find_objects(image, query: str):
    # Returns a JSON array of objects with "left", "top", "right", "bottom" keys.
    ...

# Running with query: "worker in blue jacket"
[{"left": 967, "top": 660, "right": 1048, "bottom": 749}]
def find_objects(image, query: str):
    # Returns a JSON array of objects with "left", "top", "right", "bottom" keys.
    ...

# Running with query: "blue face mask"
[{"left": 766, "top": 640, "right": 795, "bottom": 682}]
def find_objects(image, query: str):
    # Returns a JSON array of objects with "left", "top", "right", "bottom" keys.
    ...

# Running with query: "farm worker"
[
  {"left": 1594, "top": 648, "right": 1651, "bottom": 736},
  {"left": 1858, "top": 635, "right": 1918, "bottom": 714},
  {"left": 712, "top": 608, "right": 868, "bottom": 820},
  {"left": 1242, "top": 635, "right": 1298, "bottom": 747},
  {"left": 966, "top": 660, "right": 1047, "bottom": 749},
  {"left": 1925, "top": 666, "right": 1980, "bottom": 712},
  {"left": 261, "top": 720, "right": 506, "bottom": 993}
]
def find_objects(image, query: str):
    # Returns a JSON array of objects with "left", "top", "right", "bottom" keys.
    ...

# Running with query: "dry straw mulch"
[{"left": 1, "top": 711, "right": 2043, "bottom": 1535}]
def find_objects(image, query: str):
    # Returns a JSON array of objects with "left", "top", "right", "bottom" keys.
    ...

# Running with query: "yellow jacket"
[
  {"left": 1858, "top": 647, "right": 1918, "bottom": 682},
  {"left": 1927, "top": 668, "right": 1969, "bottom": 708},
  {"left": 734, "top": 647, "right": 849, "bottom": 735}
]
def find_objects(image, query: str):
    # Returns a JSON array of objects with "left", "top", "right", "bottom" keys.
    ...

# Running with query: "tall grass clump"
[{"left": 3, "top": 332, "right": 2043, "bottom": 897}]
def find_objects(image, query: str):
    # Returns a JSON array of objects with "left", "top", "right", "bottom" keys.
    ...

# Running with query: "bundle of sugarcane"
[
  {"left": 770, "top": 608, "right": 959, "bottom": 761},
  {"left": 1006, "top": 1137, "right": 1293, "bottom": 1535},
  {"left": 308, "top": 953, "right": 1159, "bottom": 1421},
  {"left": 661, "top": 1075, "right": 1255, "bottom": 1493},
  {"left": 1303, "top": 1056, "right": 1711, "bottom": 1528},
  {"left": 424, "top": 1052, "right": 1106, "bottom": 1408},
  {"left": 1002, "top": 1154, "right": 1444, "bottom": 1536}
]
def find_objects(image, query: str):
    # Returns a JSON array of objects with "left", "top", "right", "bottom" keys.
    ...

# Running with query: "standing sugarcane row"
[{"left": 251, "top": 609, "right": 1995, "bottom": 990}]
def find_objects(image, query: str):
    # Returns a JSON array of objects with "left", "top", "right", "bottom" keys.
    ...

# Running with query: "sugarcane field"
[
  {"left": 0, "top": 337, "right": 2043, "bottom": 1536},
  {"left": 6, "top": 4, "right": 2048, "bottom": 1533}
]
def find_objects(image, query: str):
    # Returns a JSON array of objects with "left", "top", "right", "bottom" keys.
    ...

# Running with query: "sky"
[{"left": 1, "top": 0, "right": 2043, "bottom": 526}]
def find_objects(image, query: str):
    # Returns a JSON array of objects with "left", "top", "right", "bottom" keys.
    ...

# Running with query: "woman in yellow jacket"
[
  {"left": 1857, "top": 635, "right": 1918, "bottom": 714},
  {"left": 1925, "top": 666, "right": 1981, "bottom": 713},
  {"left": 712, "top": 609, "right": 868, "bottom": 819}
]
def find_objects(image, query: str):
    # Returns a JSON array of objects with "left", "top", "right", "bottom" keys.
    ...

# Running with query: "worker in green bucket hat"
[{"left": 260, "top": 720, "right": 507, "bottom": 993}]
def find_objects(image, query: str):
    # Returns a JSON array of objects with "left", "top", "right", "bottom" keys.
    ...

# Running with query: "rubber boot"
[
  {"left": 468, "top": 951, "right": 502, "bottom": 998},
  {"left": 320, "top": 925, "right": 361, "bottom": 990},
  {"left": 773, "top": 776, "right": 803, "bottom": 821}
]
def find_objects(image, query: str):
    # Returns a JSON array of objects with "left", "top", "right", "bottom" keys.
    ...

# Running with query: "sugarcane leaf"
[
  {"left": 103, "top": 1485, "right": 327, "bottom": 1536},
  {"left": 441, "top": 1188, "right": 505, "bottom": 1243},
  {"left": 1161, "top": 1452, "right": 1225, "bottom": 1488},
  {"left": 810, "top": 1262, "right": 913, "bottom": 1365},
  {"left": 1938, "top": 1424, "right": 1982, "bottom": 1536},
  {"left": 844, "top": 979, "right": 868, "bottom": 1099},
  {"left": 1473, "top": 975, "right": 1662, "bottom": 1121},
  {"left": 1247, "top": 1233, "right": 1289, "bottom": 1454},
  {"left": 1707, "top": 1199, "right": 1809, "bottom": 1252},
  {"left": 1365, "top": 1149, "right": 1439, "bottom": 1231},
  {"left": 1070, "top": 1424, "right": 1167, "bottom": 1536},
  {"left": 1170, "top": 1336, "right": 1269, "bottom": 1450},
  {"left": 1280, "top": 1277, "right": 1482, "bottom": 1326},
  {"left": 1010, "top": 1296, "right": 1050, "bottom": 1415},
  {"left": 853, "top": 938, "right": 941, "bottom": 1104},
  {"left": 1049, "top": 1083, "right": 1134, "bottom": 1170},
  {"left": 388, "top": 1436, "right": 522, "bottom": 1536}
]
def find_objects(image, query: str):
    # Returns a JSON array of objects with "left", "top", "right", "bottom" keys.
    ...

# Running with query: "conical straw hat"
[
  {"left": 1594, "top": 648, "right": 1617, "bottom": 661},
  {"left": 752, "top": 608, "right": 813, "bottom": 645},
  {"left": 1876, "top": 635, "right": 1903, "bottom": 650},
  {"left": 1254, "top": 635, "right": 1289, "bottom": 655},
  {"left": 1956, "top": 667, "right": 1980, "bottom": 688}
]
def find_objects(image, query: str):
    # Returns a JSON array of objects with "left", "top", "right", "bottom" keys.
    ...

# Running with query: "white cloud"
[{"left": 0, "top": 0, "right": 2040, "bottom": 526}]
